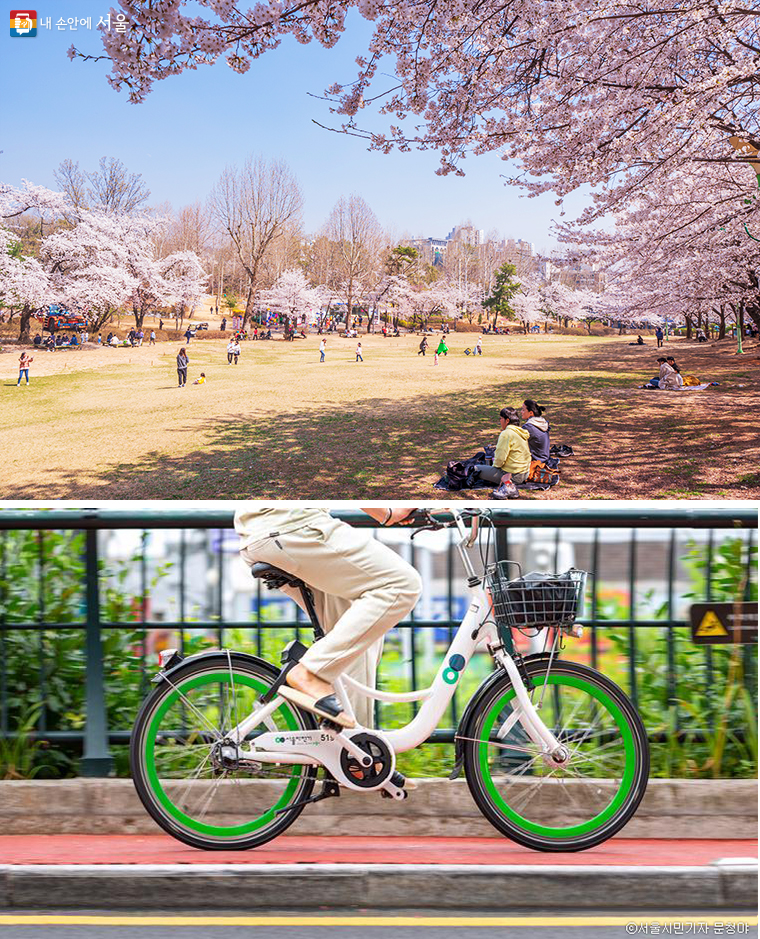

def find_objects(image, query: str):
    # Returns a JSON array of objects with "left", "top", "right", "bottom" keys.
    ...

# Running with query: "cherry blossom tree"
[
  {"left": 561, "top": 158, "right": 760, "bottom": 339},
  {"left": 259, "top": 268, "right": 324, "bottom": 323},
  {"left": 0, "top": 182, "right": 67, "bottom": 339},
  {"left": 75, "top": 2, "right": 757, "bottom": 213},
  {"left": 42, "top": 212, "right": 139, "bottom": 331},
  {"left": 163, "top": 250, "right": 208, "bottom": 324},
  {"left": 0, "top": 228, "right": 54, "bottom": 341}
]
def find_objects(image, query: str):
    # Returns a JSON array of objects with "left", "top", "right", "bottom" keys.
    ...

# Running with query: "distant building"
[
  {"left": 538, "top": 258, "right": 554, "bottom": 282},
  {"left": 560, "top": 261, "right": 607, "bottom": 292},
  {"left": 407, "top": 237, "right": 448, "bottom": 267},
  {"left": 446, "top": 225, "right": 485, "bottom": 246}
]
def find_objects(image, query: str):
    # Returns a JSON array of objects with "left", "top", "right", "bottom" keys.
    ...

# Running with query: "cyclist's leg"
[
  {"left": 240, "top": 517, "right": 420, "bottom": 686},
  {"left": 279, "top": 583, "right": 383, "bottom": 727}
]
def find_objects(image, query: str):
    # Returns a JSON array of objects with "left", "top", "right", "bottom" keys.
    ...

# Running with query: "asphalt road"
[{"left": 0, "top": 912, "right": 756, "bottom": 939}]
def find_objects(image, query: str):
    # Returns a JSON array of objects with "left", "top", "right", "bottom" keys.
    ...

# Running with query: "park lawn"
[{"left": 1, "top": 332, "right": 758, "bottom": 500}]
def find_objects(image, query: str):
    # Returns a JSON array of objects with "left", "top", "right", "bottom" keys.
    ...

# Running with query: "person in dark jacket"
[
  {"left": 176, "top": 347, "right": 189, "bottom": 387},
  {"left": 521, "top": 399, "right": 550, "bottom": 462}
]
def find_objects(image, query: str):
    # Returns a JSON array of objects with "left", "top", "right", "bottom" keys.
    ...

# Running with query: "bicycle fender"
[
  {"left": 451, "top": 653, "right": 556, "bottom": 778},
  {"left": 154, "top": 650, "right": 280, "bottom": 685},
  {"left": 451, "top": 669, "right": 508, "bottom": 778}
]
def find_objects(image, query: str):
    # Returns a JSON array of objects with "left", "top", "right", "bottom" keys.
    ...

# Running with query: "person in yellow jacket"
[{"left": 475, "top": 406, "right": 532, "bottom": 499}]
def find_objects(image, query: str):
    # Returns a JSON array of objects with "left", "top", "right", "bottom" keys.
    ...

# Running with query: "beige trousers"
[{"left": 239, "top": 514, "right": 422, "bottom": 727}]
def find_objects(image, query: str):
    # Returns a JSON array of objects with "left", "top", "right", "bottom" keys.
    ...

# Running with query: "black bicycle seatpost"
[{"left": 300, "top": 585, "right": 324, "bottom": 639}]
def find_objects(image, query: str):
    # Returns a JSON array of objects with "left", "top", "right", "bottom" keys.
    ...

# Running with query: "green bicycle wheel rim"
[
  {"left": 478, "top": 673, "right": 636, "bottom": 839},
  {"left": 145, "top": 670, "right": 302, "bottom": 837}
]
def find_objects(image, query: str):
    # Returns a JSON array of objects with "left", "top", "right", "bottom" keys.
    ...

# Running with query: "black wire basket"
[{"left": 486, "top": 563, "right": 587, "bottom": 638}]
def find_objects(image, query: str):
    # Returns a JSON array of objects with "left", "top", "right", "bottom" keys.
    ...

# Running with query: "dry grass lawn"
[{"left": 2, "top": 331, "right": 759, "bottom": 500}]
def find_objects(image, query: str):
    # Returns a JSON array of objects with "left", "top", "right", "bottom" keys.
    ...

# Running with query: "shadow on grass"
[{"left": 5, "top": 361, "right": 759, "bottom": 500}]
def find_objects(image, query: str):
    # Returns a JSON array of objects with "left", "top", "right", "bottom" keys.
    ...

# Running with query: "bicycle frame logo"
[{"left": 443, "top": 653, "right": 466, "bottom": 684}]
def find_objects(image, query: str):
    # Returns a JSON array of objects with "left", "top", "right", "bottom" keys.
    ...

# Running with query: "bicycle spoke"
[
  {"left": 161, "top": 679, "right": 223, "bottom": 740},
  {"left": 479, "top": 670, "right": 639, "bottom": 835}
]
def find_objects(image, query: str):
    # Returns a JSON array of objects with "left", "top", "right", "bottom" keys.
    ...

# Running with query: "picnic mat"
[{"left": 641, "top": 382, "right": 713, "bottom": 391}]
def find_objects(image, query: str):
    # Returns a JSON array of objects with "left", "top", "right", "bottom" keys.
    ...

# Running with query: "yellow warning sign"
[{"left": 695, "top": 610, "right": 729, "bottom": 638}]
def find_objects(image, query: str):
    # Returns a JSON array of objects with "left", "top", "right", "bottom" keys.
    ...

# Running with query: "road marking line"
[{"left": 0, "top": 915, "right": 756, "bottom": 927}]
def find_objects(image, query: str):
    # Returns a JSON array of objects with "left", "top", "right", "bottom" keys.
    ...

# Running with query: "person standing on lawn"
[
  {"left": 176, "top": 347, "right": 189, "bottom": 387},
  {"left": 356, "top": 341, "right": 363, "bottom": 362},
  {"left": 319, "top": 338, "right": 326, "bottom": 362},
  {"left": 17, "top": 351, "right": 33, "bottom": 386}
]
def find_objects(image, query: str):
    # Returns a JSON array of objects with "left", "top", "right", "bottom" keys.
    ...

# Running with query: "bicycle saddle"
[{"left": 250, "top": 562, "right": 304, "bottom": 590}]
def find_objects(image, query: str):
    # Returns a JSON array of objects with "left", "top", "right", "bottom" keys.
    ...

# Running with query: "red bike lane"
[{"left": 0, "top": 835, "right": 755, "bottom": 866}]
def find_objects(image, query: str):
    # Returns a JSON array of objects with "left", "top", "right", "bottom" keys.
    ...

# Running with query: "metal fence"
[{"left": 0, "top": 506, "right": 756, "bottom": 777}]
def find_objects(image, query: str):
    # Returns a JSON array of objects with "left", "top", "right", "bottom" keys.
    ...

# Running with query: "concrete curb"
[
  {"left": 0, "top": 862, "right": 756, "bottom": 912},
  {"left": 0, "top": 778, "right": 756, "bottom": 838}
]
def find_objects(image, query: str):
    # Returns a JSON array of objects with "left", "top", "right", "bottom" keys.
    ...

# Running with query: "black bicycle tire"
[
  {"left": 130, "top": 656, "right": 318, "bottom": 851},
  {"left": 463, "top": 659, "right": 649, "bottom": 852}
]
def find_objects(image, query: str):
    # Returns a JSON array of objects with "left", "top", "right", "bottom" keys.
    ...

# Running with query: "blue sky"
[{"left": 1, "top": 2, "right": 590, "bottom": 250}]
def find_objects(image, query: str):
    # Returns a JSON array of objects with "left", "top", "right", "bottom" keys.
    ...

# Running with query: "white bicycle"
[{"left": 131, "top": 509, "right": 649, "bottom": 852}]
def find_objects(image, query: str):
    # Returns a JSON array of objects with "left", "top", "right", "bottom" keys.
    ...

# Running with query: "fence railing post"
[{"left": 81, "top": 529, "right": 112, "bottom": 777}]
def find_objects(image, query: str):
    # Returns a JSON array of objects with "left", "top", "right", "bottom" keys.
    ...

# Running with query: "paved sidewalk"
[{"left": 0, "top": 836, "right": 756, "bottom": 913}]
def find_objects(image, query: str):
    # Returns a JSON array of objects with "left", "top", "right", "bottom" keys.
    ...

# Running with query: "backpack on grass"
[{"left": 527, "top": 457, "right": 560, "bottom": 487}]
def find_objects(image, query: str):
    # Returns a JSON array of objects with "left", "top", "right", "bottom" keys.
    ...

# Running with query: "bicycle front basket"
[{"left": 486, "top": 566, "right": 587, "bottom": 640}]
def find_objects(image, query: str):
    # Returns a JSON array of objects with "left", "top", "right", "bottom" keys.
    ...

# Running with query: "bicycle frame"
[{"left": 225, "top": 511, "right": 565, "bottom": 784}]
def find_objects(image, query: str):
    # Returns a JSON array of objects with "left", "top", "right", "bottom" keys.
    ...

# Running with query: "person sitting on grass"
[
  {"left": 473, "top": 407, "right": 532, "bottom": 500},
  {"left": 659, "top": 356, "right": 683, "bottom": 390},
  {"left": 521, "top": 400, "right": 551, "bottom": 462},
  {"left": 657, "top": 359, "right": 679, "bottom": 391},
  {"left": 193, "top": 372, "right": 207, "bottom": 385}
]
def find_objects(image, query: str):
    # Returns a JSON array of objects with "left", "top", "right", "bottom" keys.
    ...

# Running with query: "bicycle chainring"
[{"left": 339, "top": 733, "right": 394, "bottom": 789}]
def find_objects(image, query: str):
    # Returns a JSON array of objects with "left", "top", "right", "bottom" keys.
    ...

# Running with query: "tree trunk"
[
  {"left": 684, "top": 314, "right": 692, "bottom": 339},
  {"left": 244, "top": 283, "right": 256, "bottom": 329},
  {"left": 717, "top": 305, "right": 726, "bottom": 340},
  {"left": 744, "top": 298, "right": 760, "bottom": 335},
  {"left": 18, "top": 305, "right": 35, "bottom": 343}
]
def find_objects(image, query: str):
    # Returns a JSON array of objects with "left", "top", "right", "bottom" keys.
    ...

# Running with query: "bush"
[
  {"left": 0, "top": 530, "right": 168, "bottom": 777},
  {"left": 599, "top": 538, "right": 757, "bottom": 778}
]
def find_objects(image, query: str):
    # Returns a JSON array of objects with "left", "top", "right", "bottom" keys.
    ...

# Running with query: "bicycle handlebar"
[{"left": 409, "top": 508, "right": 488, "bottom": 540}]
